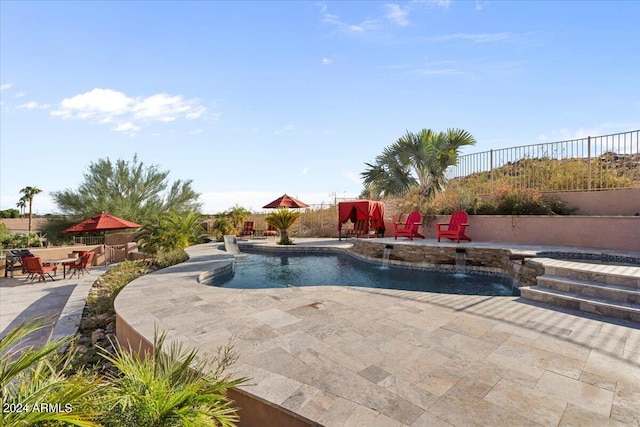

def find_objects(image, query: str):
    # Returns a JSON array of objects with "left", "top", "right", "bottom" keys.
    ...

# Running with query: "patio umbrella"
[
  {"left": 63, "top": 212, "right": 142, "bottom": 234},
  {"left": 262, "top": 194, "right": 309, "bottom": 209},
  {"left": 63, "top": 212, "right": 142, "bottom": 264}
]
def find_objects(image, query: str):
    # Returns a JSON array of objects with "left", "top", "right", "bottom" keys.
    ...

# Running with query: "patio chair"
[
  {"left": 343, "top": 219, "right": 369, "bottom": 238},
  {"left": 24, "top": 256, "right": 57, "bottom": 284},
  {"left": 240, "top": 221, "right": 255, "bottom": 237},
  {"left": 263, "top": 224, "right": 278, "bottom": 237},
  {"left": 64, "top": 251, "right": 95, "bottom": 279},
  {"left": 436, "top": 210, "right": 471, "bottom": 243},
  {"left": 394, "top": 211, "right": 425, "bottom": 240},
  {"left": 19, "top": 253, "right": 35, "bottom": 274}
]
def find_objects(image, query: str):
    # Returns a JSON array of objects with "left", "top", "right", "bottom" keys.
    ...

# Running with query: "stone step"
[
  {"left": 533, "top": 258, "right": 640, "bottom": 290},
  {"left": 537, "top": 275, "right": 640, "bottom": 305},
  {"left": 520, "top": 286, "right": 640, "bottom": 323}
]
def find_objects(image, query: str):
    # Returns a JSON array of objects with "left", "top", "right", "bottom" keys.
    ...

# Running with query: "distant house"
[{"left": 0, "top": 218, "right": 48, "bottom": 234}]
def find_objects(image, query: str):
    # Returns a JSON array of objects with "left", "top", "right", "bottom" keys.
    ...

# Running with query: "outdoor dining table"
[{"left": 42, "top": 257, "right": 78, "bottom": 279}]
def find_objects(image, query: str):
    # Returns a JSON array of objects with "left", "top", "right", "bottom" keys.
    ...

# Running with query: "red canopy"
[
  {"left": 63, "top": 212, "right": 142, "bottom": 234},
  {"left": 263, "top": 194, "right": 309, "bottom": 209},
  {"left": 338, "top": 200, "right": 385, "bottom": 239}
]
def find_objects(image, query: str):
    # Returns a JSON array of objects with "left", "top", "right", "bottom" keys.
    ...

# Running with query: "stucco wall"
[
  {"left": 416, "top": 215, "right": 640, "bottom": 252},
  {"left": 546, "top": 189, "right": 640, "bottom": 216}
]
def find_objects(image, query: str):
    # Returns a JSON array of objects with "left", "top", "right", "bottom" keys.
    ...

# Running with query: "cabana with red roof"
[{"left": 338, "top": 200, "right": 385, "bottom": 240}]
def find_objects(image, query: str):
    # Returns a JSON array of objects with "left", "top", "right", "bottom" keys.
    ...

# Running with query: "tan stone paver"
[{"left": 114, "top": 240, "right": 640, "bottom": 427}]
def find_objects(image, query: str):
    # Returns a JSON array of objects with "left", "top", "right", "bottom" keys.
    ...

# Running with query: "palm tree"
[
  {"left": 361, "top": 128, "right": 476, "bottom": 201},
  {"left": 225, "top": 204, "right": 250, "bottom": 234},
  {"left": 265, "top": 208, "right": 301, "bottom": 245},
  {"left": 138, "top": 211, "right": 206, "bottom": 254},
  {"left": 16, "top": 197, "right": 27, "bottom": 218},
  {"left": 19, "top": 186, "right": 42, "bottom": 246}
]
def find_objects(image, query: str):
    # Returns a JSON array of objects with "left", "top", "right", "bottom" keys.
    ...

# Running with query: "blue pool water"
[{"left": 208, "top": 252, "right": 518, "bottom": 296}]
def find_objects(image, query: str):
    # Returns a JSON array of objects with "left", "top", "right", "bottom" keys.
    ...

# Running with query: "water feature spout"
[
  {"left": 455, "top": 248, "right": 466, "bottom": 275},
  {"left": 382, "top": 245, "right": 393, "bottom": 268}
]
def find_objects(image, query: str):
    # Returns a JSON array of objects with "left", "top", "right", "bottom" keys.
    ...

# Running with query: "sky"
[{"left": 1, "top": 1, "right": 639, "bottom": 215}]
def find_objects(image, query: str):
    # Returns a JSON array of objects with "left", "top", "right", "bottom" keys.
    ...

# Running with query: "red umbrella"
[
  {"left": 63, "top": 212, "right": 141, "bottom": 234},
  {"left": 262, "top": 194, "right": 309, "bottom": 209}
]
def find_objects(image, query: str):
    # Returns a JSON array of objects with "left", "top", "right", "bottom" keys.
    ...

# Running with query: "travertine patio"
[{"left": 115, "top": 240, "right": 640, "bottom": 426}]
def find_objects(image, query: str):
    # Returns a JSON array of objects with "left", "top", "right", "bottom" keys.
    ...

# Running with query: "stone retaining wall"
[{"left": 349, "top": 240, "right": 530, "bottom": 287}]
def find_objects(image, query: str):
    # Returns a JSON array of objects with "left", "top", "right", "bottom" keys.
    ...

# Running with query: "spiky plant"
[
  {"left": 0, "top": 320, "right": 103, "bottom": 427},
  {"left": 99, "top": 329, "right": 246, "bottom": 427},
  {"left": 265, "top": 208, "right": 301, "bottom": 245}
]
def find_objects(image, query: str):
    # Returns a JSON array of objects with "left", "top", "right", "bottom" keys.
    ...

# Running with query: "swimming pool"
[{"left": 205, "top": 251, "right": 518, "bottom": 296}]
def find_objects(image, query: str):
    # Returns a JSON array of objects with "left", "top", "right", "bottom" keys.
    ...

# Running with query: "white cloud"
[
  {"left": 411, "top": 0, "right": 451, "bottom": 7},
  {"left": 16, "top": 101, "right": 51, "bottom": 110},
  {"left": 302, "top": 167, "right": 309, "bottom": 175},
  {"left": 51, "top": 88, "right": 208, "bottom": 136},
  {"left": 113, "top": 122, "right": 141, "bottom": 136},
  {"left": 274, "top": 124, "right": 295, "bottom": 135},
  {"left": 189, "top": 129, "right": 204, "bottom": 136},
  {"left": 385, "top": 4, "right": 409, "bottom": 27},
  {"left": 431, "top": 33, "right": 510, "bottom": 44},
  {"left": 321, "top": 57, "right": 333, "bottom": 65},
  {"left": 14, "top": 92, "right": 25, "bottom": 98},
  {"left": 0, "top": 83, "right": 13, "bottom": 91},
  {"left": 475, "top": 1, "right": 487, "bottom": 11},
  {"left": 322, "top": 12, "right": 380, "bottom": 35}
]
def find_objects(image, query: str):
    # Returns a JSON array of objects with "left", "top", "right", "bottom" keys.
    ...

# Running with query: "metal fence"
[
  {"left": 446, "top": 130, "right": 640, "bottom": 194},
  {"left": 72, "top": 235, "right": 104, "bottom": 246},
  {"left": 246, "top": 197, "right": 360, "bottom": 238}
]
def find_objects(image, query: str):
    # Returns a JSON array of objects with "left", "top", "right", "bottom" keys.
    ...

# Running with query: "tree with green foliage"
[
  {"left": 19, "top": 186, "right": 42, "bottom": 235},
  {"left": 266, "top": 208, "right": 301, "bottom": 245},
  {"left": 16, "top": 199, "right": 27, "bottom": 217},
  {"left": 44, "top": 155, "right": 201, "bottom": 243},
  {"left": 138, "top": 211, "right": 207, "bottom": 255},
  {"left": 0, "top": 208, "right": 20, "bottom": 218},
  {"left": 51, "top": 155, "right": 200, "bottom": 223},
  {"left": 225, "top": 204, "right": 250, "bottom": 234},
  {"left": 211, "top": 215, "right": 235, "bottom": 241},
  {"left": 361, "top": 128, "right": 476, "bottom": 203}
]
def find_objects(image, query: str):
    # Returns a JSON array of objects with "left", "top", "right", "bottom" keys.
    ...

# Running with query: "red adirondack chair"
[
  {"left": 394, "top": 211, "right": 425, "bottom": 240},
  {"left": 436, "top": 210, "right": 471, "bottom": 243}
]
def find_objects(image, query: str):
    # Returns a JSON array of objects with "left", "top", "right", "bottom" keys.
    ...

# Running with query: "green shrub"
[
  {"left": 99, "top": 329, "right": 246, "bottom": 427},
  {"left": 418, "top": 185, "right": 575, "bottom": 215},
  {"left": 491, "top": 187, "right": 575, "bottom": 215},
  {"left": 154, "top": 249, "right": 189, "bottom": 270},
  {"left": 1, "top": 320, "right": 103, "bottom": 427}
]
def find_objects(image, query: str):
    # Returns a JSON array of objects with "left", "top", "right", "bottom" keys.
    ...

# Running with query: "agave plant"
[
  {"left": 1, "top": 320, "right": 103, "bottom": 427},
  {"left": 265, "top": 208, "right": 301, "bottom": 245},
  {"left": 99, "top": 329, "right": 246, "bottom": 427}
]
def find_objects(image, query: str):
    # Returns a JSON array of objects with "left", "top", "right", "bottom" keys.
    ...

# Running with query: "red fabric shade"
[
  {"left": 338, "top": 200, "right": 385, "bottom": 238},
  {"left": 62, "top": 212, "right": 142, "bottom": 234},
  {"left": 263, "top": 194, "right": 309, "bottom": 209}
]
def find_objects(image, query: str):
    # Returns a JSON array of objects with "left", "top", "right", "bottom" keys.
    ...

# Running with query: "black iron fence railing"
[{"left": 446, "top": 130, "right": 640, "bottom": 194}]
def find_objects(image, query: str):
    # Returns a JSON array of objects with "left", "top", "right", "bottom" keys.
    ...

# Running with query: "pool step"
[
  {"left": 538, "top": 259, "right": 640, "bottom": 289},
  {"left": 520, "top": 286, "right": 640, "bottom": 323},
  {"left": 520, "top": 258, "right": 640, "bottom": 322}
]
